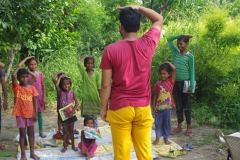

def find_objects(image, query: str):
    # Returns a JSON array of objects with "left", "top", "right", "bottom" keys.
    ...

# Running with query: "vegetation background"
[{"left": 1, "top": 0, "right": 240, "bottom": 130}]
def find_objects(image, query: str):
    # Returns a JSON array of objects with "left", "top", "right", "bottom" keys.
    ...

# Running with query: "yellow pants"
[{"left": 106, "top": 105, "right": 154, "bottom": 160}]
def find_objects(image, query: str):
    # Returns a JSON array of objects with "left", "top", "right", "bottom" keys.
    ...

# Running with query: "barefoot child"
[
  {"left": 152, "top": 62, "right": 176, "bottom": 145},
  {"left": 52, "top": 72, "right": 65, "bottom": 134},
  {"left": 167, "top": 35, "right": 195, "bottom": 136},
  {"left": 78, "top": 116, "right": 98, "bottom": 160},
  {"left": 55, "top": 74, "right": 79, "bottom": 153},
  {"left": 78, "top": 56, "right": 101, "bottom": 128},
  {"left": 11, "top": 64, "right": 39, "bottom": 160},
  {"left": 21, "top": 56, "right": 47, "bottom": 138}
]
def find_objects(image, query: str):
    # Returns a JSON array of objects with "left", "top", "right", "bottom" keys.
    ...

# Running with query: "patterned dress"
[{"left": 28, "top": 71, "right": 45, "bottom": 112}]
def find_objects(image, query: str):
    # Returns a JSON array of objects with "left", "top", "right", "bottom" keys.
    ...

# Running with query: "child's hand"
[
  {"left": 154, "top": 107, "right": 157, "bottom": 115},
  {"left": 186, "top": 90, "right": 192, "bottom": 94},
  {"left": 80, "top": 149, "right": 86, "bottom": 155},
  {"left": 43, "top": 97, "right": 47, "bottom": 105},
  {"left": 3, "top": 100, "right": 8, "bottom": 110},
  {"left": 33, "top": 115, "right": 38, "bottom": 122},
  {"left": 18, "top": 56, "right": 35, "bottom": 67}
]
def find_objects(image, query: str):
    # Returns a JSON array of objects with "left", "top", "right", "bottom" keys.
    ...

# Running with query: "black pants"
[{"left": 173, "top": 81, "right": 191, "bottom": 124}]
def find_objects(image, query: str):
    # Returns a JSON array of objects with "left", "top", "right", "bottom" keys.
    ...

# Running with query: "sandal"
[
  {"left": 185, "top": 130, "right": 194, "bottom": 136},
  {"left": 170, "top": 129, "right": 182, "bottom": 135},
  {"left": 182, "top": 143, "right": 194, "bottom": 150}
]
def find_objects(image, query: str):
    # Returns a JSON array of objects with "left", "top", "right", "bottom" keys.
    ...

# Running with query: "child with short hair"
[
  {"left": 78, "top": 56, "right": 101, "bottom": 128},
  {"left": 152, "top": 62, "right": 176, "bottom": 145},
  {"left": 55, "top": 74, "right": 80, "bottom": 153},
  {"left": 167, "top": 35, "right": 195, "bottom": 136},
  {"left": 79, "top": 116, "right": 98, "bottom": 160},
  {"left": 11, "top": 63, "right": 39, "bottom": 160}
]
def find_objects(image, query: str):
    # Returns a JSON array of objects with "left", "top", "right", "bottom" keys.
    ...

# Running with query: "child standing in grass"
[
  {"left": 55, "top": 74, "right": 80, "bottom": 153},
  {"left": 20, "top": 56, "right": 47, "bottom": 138},
  {"left": 167, "top": 35, "right": 195, "bottom": 136},
  {"left": 11, "top": 63, "right": 39, "bottom": 160},
  {"left": 152, "top": 62, "right": 176, "bottom": 145},
  {"left": 78, "top": 56, "right": 101, "bottom": 128}
]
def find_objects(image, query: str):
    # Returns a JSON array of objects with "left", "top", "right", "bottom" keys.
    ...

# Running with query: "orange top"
[{"left": 10, "top": 84, "right": 38, "bottom": 118}]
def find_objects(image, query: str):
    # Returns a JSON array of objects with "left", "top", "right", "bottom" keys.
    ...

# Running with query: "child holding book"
[
  {"left": 78, "top": 56, "right": 101, "bottom": 128},
  {"left": 167, "top": 35, "right": 195, "bottom": 136},
  {"left": 55, "top": 74, "right": 80, "bottom": 152},
  {"left": 52, "top": 72, "right": 65, "bottom": 134},
  {"left": 152, "top": 62, "right": 176, "bottom": 145},
  {"left": 78, "top": 116, "right": 98, "bottom": 160},
  {"left": 11, "top": 64, "right": 39, "bottom": 160}
]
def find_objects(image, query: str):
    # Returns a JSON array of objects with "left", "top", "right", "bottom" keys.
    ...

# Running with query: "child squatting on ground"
[
  {"left": 152, "top": 62, "right": 176, "bottom": 145},
  {"left": 79, "top": 116, "right": 98, "bottom": 160},
  {"left": 55, "top": 73, "right": 81, "bottom": 153},
  {"left": 11, "top": 62, "right": 40, "bottom": 160}
]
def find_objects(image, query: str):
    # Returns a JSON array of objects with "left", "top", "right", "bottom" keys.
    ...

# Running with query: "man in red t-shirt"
[{"left": 100, "top": 6, "right": 163, "bottom": 160}]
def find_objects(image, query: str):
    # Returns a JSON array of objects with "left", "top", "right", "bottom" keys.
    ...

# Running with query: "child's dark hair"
[
  {"left": 25, "top": 57, "right": 38, "bottom": 66},
  {"left": 119, "top": 7, "right": 141, "bottom": 32},
  {"left": 158, "top": 63, "right": 172, "bottom": 76},
  {"left": 84, "top": 56, "right": 94, "bottom": 66},
  {"left": 17, "top": 68, "right": 29, "bottom": 78},
  {"left": 59, "top": 75, "right": 72, "bottom": 90},
  {"left": 83, "top": 116, "right": 94, "bottom": 126},
  {"left": 177, "top": 35, "right": 193, "bottom": 43}
]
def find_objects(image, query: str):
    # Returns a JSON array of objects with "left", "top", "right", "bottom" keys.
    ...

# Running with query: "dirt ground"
[{"left": 0, "top": 107, "right": 227, "bottom": 160}]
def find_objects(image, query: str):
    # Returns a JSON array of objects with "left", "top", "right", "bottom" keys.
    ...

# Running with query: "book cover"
[
  {"left": 58, "top": 102, "right": 79, "bottom": 121},
  {"left": 183, "top": 80, "right": 196, "bottom": 93},
  {"left": 84, "top": 127, "right": 101, "bottom": 139}
]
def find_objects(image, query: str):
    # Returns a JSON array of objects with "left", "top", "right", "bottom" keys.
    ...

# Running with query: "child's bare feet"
[
  {"left": 72, "top": 146, "right": 78, "bottom": 151},
  {"left": 61, "top": 147, "right": 67, "bottom": 153},
  {"left": 20, "top": 155, "right": 27, "bottom": 160},
  {"left": 86, "top": 154, "right": 90, "bottom": 160},
  {"left": 39, "top": 132, "right": 47, "bottom": 138},
  {"left": 164, "top": 139, "right": 171, "bottom": 145},
  {"left": 30, "top": 154, "right": 40, "bottom": 160},
  {"left": 152, "top": 139, "right": 159, "bottom": 145}
]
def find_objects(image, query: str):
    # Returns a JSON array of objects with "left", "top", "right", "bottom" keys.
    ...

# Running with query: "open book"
[
  {"left": 59, "top": 102, "right": 79, "bottom": 121},
  {"left": 84, "top": 127, "right": 101, "bottom": 139},
  {"left": 183, "top": 80, "right": 196, "bottom": 93}
]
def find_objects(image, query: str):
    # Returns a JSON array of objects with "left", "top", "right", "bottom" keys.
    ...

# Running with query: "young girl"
[
  {"left": 79, "top": 116, "right": 98, "bottom": 160},
  {"left": 52, "top": 72, "right": 65, "bottom": 134},
  {"left": 22, "top": 56, "right": 47, "bottom": 138},
  {"left": 11, "top": 63, "right": 39, "bottom": 160},
  {"left": 152, "top": 62, "right": 176, "bottom": 145},
  {"left": 78, "top": 56, "right": 101, "bottom": 128},
  {"left": 55, "top": 74, "right": 79, "bottom": 153},
  {"left": 167, "top": 35, "right": 195, "bottom": 136}
]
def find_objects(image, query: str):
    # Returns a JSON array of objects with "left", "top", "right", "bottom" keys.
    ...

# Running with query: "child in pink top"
[
  {"left": 11, "top": 61, "right": 39, "bottom": 160},
  {"left": 23, "top": 56, "right": 47, "bottom": 138},
  {"left": 152, "top": 62, "right": 176, "bottom": 145}
]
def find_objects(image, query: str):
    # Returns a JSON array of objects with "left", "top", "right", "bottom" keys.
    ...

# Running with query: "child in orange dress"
[{"left": 11, "top": 62, "right": 39, "bottom": 160}]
